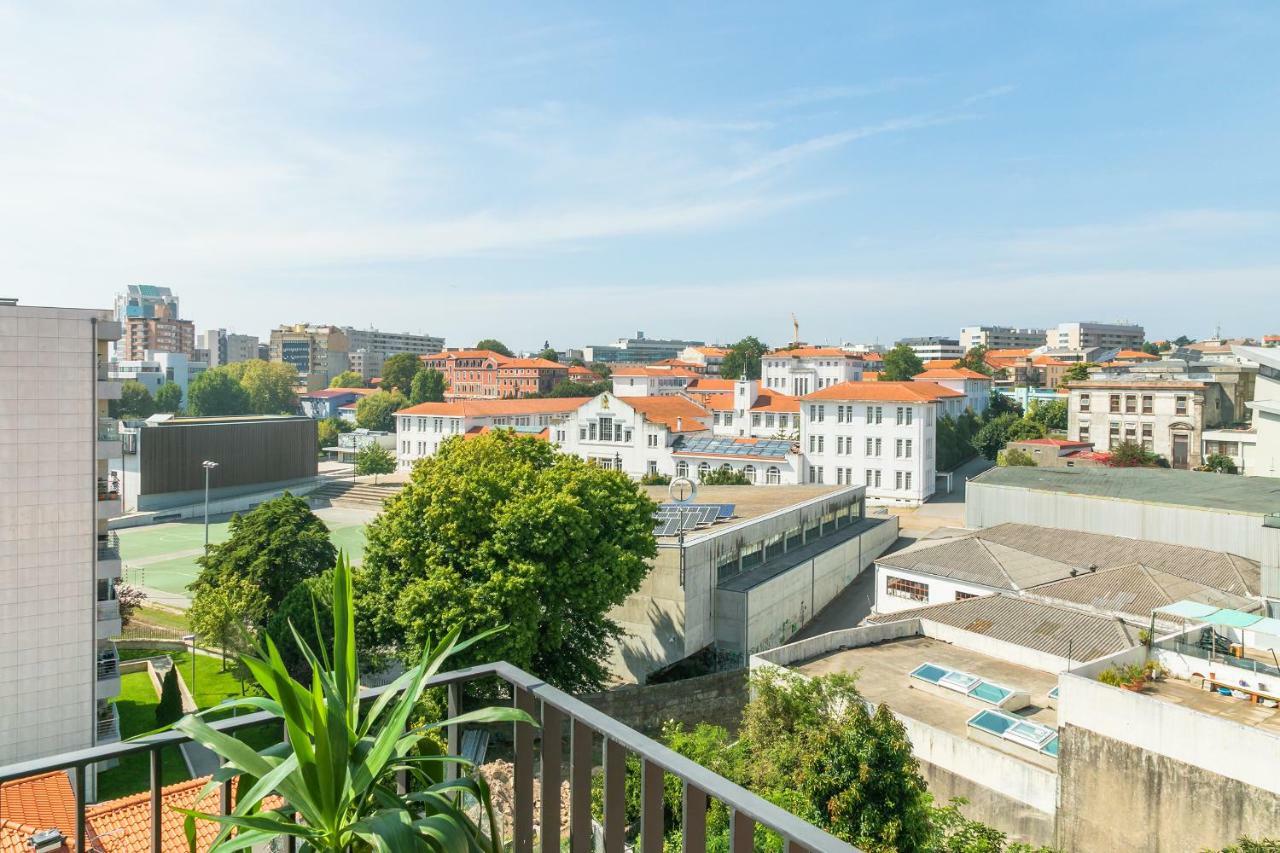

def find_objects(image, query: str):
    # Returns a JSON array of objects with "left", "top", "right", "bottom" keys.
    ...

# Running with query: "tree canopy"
[
  {"left": 474, "top": 338, "right": 514, "bottom": 357},
  {"left": 226, "top": 360, "right": 298, "bottom": 414},
  {"left": 187, "top": 575, "right": 265, "bottom": 670},
  {"left": 720, "top": 336, "right": 767, "bottom": 380},
  {"left": 354, "top": 442, "right": 395, "bottom": 482},
  {"left": 536, "top": 347, "right": 559, "bottom": 362},
  {"left": 1107, "top": 441, "right": 1162, "bottom": 468},
  {"left": 1202, "top": 453, "right": 1238, "bottom": 474},
  {"left": 355, "top": 390, "right": 407, "bottom": 432},
  {"left": 360, "top": 430, "right": 658, "bottom": 692},
  {"left": 329, "top": 370, "right": 366, "bottom": 389},
  {"left": 881, "top": 344, "right": 924, "bottom": 381},
  {"left": 410, "top": 369, "right": 446, "bottom": 404},
  {"left": 191, "top": 493, "right": 336, "bottom": 629},
  {"left": 1026, "top": 398, "right": 1068, "bottom": 431},
  {"left": 187, "top": 367, "right": 251, "bottom": 417},
  {"left": 153, "top": 381, "right": 183, "bottom": 413},
  {"left": 111, "top": 380, "right": 155, "bottom": 419},
  {"left": 1058, "top": 363, "right": 1096, "bottom": 386},
  {"left": 954, "top": 346, "right": 992, "bottom": 375},
  {"left": 543, "top": 378, "right": 608, "bottom": 398},
  {"left": 378, "top": 353, "right": 422, "bottom": 394}
]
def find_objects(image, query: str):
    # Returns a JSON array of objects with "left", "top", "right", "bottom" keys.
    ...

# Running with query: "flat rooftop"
[
  {"left": 718, "top": 517, "right": 886, "bottom": 592},
  {"left": 644, "top": 484, "right": 849, "bottom": 541},
  {"left": 970, "top": 466, "right": 1280, "bottom": 517},
  {"left": 1138, "top": 678, "right": 1280, "bottom": 734},
  {"left": 794, "top": 635, "right": 1058, "bottom": 758}
]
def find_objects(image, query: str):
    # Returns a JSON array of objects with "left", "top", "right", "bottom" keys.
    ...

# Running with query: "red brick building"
[{"left": 421, "top": 350, "right": 568, "bottom": 399}]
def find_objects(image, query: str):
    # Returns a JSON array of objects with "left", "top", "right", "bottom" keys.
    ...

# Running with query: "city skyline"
[{"left": 4, "top": 3, "right": 1279, "bottom": 347}]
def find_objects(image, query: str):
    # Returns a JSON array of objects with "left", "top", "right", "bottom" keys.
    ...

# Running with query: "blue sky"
[{"left": 3, "top": 2, "right": 1278, "bottom": 350}]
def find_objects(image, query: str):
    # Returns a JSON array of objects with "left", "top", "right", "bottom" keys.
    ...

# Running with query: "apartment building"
[
  {"left": 395, "top": 397, "right": 589, "bottom": 468},
  {"left": 761, "top": 346, "right": 864, "bottom": 396},
  {"left": 420, "top": 350, "right": 566, "bottom": 399},
  {"left": 960, "top": 326, "right": 1048, "bottom": 351},
  {"left": 896, "top": 336, "right": 964, "bottom": 361},
  {"left": 912, "top": 367, "right": 993, "bottom": 414},
  {"left": 677, "top": 345, "right": 728, "bottom": 375},
  {"left": 1048, "top": 321, "right": 1144, "bottom": 350},
  {"left": 0, "top": 300, "right": 123, "bottom": 788},
  {"left": 268, "top": 324, "right": 351, "bottom": 391},
  {"left": 201, "top": 329, "right": 259, "bottom": 367},
  {"left": 120, "top": 316, "right": 195, "bottom": 361},
  {"left": 799, "top": 380, "right": 965, "bottom": 504},
  {"left": 109, "top": 351, "right": 207, "bottom": 405},
  {"left": 342, "top": 327, "right": 445, "bottom": 382},
  {"left": 581, "top": 331, "right": 705, "bottom": 364}
]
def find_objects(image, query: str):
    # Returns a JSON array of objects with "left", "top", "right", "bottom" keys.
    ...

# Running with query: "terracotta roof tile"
[
  {"left": 766, "top": 346, "right": 859, "bottom": 359},
  {"left": 684, "top": 378, "right": 735, "bottom": 393},
  {"left": 610, "top": 366, "right": 699, "bottom": 378},
  {"left": 913, "top": 368, "right": 991, "bottom": 380},
  {"left": 920, "top": 358, "right": 960, "bottom": 369},
  {"left": 500, "top": 358, "right": 564, "bottom": 369},
  {"left": 0, "top": 772, "right": 77, "bottom": 844},
  {"left": 624, "top": 396, "right": 711, "bottom": 432},
  {"left": 398, "top": 398, "right": 589, "bottom": 417},
  {"left": 699, "top": 392, "right": 800, "bottom": 413},
  {"left": 801, "top": 380, "right": 964, "bottom": 403}
]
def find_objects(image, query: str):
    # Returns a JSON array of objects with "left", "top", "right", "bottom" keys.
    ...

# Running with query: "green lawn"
[
  {"left": 98, "top": 650, "right": 275, "bottom": 801},
  {"left": 133, "top": 604, "right": 191, "bottom": 633}
]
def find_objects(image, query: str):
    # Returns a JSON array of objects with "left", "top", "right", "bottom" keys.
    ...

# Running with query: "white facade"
[
  {"left": 761, "top": 348, "right": 864, "bottom": 396},
  {"left": 110, "top": 350, "right": 208, "bottom": 405},
  {"left": 897, "top": 337, "right": 964, "bottom": 361},
  {"left": 0, "top": 301, "right": 123, "bottom": 777},
  {"left": 960, "top": 326, "right": 1048, "bottom": 351},
  {"left": 1235, "top": 346, "right": 1280, "bottom": 477},
  {"left": 610, "top": 368, "right": 694, "bottom": 397},
  {"left": 1049, "top": 321, "right": 1144, "bottom": 350},
  {"left": 706, "top": 381, "right": 801, "bottom": 439},
  {"left": 202, "top": 329, "right": 259, "bottom": 367},
  {"left": 560, "top": 394, "right": 710, "bottom": 477},
  {"left": 912, "top": 370, "right": 993, "bottom": 415},
  {"left": 873, "top": 563, "right": 1003, "bottom": 615},
  {"left": 1067, "top": 381, "right": 1222, "bottom": 469},
  {"left": 678, "top": 345, "right": 727, "bottom": 375},
  {"left": 799, "top": 386, "right": 953, "bottom": 505},
  {"left": 343, "top": 327, "right": 445, "bottom": 381},
  {"left": 394, "top": 400, "right": 582, "bottom": 469}
]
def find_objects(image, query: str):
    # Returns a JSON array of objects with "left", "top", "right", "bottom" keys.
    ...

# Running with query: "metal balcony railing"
[
  {"left": 96, "top": 706, "right": 120, "bottom": 740},
  {"left": 98, "top": 532, "right": 120, "bottom": 561},
  {"left": 96, "top": 655, "right": 120, "bottom": 680},
  {"left": 0, "top": 661, "right": 860, "bottom": 853},
  {"left": 97, "top": 477, "right": 121, "bottom": 502},
  {"left": 97, "top": 418, "right": 120, "bottom": 443}
]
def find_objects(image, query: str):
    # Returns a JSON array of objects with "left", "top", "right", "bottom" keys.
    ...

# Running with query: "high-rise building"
[
  {"left": 115, "top": 285, "right": 194, "bottom": 360},
  {"left": 959, "top": 326, "right": 1049, "bottom": 351},
  {"left": 341, "top": 327, "right": 445, "bottom": 381},
  {"left": 895, "top": 336, "right": 965, "bottom": 362},
  {"left": 201, "top": 329, "right": 259, "bottom": 367},
  {"left": 0, "top": 298, "right": 124, "bottom": 790},
  {"left": 268, "top": 324, "right": 350, "bottom": 390},
  {"left": 1049, "top": 321, "right": 1145, "bottom": 350}
]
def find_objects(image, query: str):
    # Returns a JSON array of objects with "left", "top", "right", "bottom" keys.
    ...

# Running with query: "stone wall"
[
  {"left": 1057, "top": 724, "right": 1280, "bottom": 852},
  {"left": 577, "top": 669, "right": 748, "bottom": 736},
  {"left": 918, "top": 759, "right": 1056, "bottom": 849}
]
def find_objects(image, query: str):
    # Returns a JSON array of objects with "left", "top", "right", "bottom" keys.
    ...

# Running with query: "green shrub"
[
  {"left": 639, "top": 471, "right": 671, "bottom": 485},
  {"left": 154, "top": 666, "right": 183, "bottom": 727}
]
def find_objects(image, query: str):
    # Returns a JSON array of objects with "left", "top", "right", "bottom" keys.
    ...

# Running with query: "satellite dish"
[{"left": 669, "top": 477, "right": 697, "bottom": 504}]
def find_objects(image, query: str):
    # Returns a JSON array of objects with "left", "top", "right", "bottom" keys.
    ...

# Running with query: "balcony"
[
  {"left": 95, "top": 702, "right": 121, "bottom": 743},
  {"left": 96, "top": 417, "right": 120, "bottom": 458},
  {"left": 96, "top": 650, "right": 121, "bottom": 697},
  {"left": 97, "top": 477, "right": 122, "bottom": 520},
  {"left": 0, "top": 662, "right": 858, "bottom": 853},
  {"left": 95, "top": 600, "right": 121, "bottom": 639},
  {"left": 97, "top": 531, "right": 120, "bottom": 562}
]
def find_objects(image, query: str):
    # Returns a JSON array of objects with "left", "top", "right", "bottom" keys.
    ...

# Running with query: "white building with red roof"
[
  {"left": 677, "top": 345, "right": 729, "bottom": 375},
  {"left": 761, "top": 346, "right": 864, "bottom": 396},
  {"left": 912, "top": 366, "right": 994, "bottom": 414},
  {"left": 610, "top": 365, "right": 699, "bottom": 397},
  {"left": 394, "top": 397, "right": 588, "bottom": 469},
  {"left": 799, "top": 380, "right": 967, "bottom": 504}
]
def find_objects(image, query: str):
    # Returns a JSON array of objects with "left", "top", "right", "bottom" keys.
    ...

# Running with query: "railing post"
[
  {"left": 786, "top": 841, "right": 807, "bottom": 853},
  {"left": 150, "top": 748, "right": 162, "bottom": 853},
  {"left": 540, "top": 703, "right": 564, "bottom": 853},
  {"left": 396, "top": 716, "right": 409, "bottom": 795},
  {"left": 640, "top": 759, "right": 663, "bottom": 853},
  {"left": 74, "top": 763, "right": 86, "bottom": 853},
  {"left": 682, "top": 782, "right": 707, "bottom": 853},
  {"left": 602, "top": 738, "right": 626, "bottom": 852},
  {"left": 729, "top": 809, "right": 754, "bottom": 853},
  {"left": 283, "top": 719, "right": 297, "bottom": 853},
  {"left": 219, "top": 756, "right": 233, "bottom": 815},
  {"left": 569, "top": 718, "right": 592, "bottom": 852},
  {"left": 446, "top": 682, "right": 461, "bottom": 783},
  {"left": 513, "top": 687, "right": 536, "bottom": 853}
]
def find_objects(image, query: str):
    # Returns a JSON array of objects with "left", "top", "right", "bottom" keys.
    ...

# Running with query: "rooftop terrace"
[{"left": 642, "top": 484, "right": 849, "bottom": 541}]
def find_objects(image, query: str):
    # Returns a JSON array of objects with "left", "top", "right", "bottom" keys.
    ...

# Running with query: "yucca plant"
[{"left": 174, "top": 553, "right": 534, "bottom": 851}]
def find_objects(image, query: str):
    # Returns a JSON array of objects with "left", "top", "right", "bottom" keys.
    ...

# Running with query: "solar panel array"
[
  {"left": 672, "top": 436, "right": 793, "bottom": 458},
  {"left": 651, "top": 502, "right": 737, "bottom": 536}
]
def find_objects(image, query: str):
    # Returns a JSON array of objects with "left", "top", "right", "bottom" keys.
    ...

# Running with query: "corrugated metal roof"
[
  {"left": 970, "top": 466, "right": 1280, "bottom": 516},
  {"left": 1028, "top": 564, "right": 1256, "bottom": 623},
  {"left": 877, "top": 523, "right": 1260, "bottom": 597},
  {"left": 867, "top": 594, "right": 1136, "bottom": 661}
]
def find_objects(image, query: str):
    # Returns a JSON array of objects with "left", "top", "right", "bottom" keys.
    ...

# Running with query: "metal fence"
[
  {"left": 1157, "top": 635, "right": 1280, "bottom": 680},
  {"left": 0, "top": 661, "right": 861, "bottom": 853}
]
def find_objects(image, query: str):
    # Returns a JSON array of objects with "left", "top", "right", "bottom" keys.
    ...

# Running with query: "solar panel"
[
  {"left": 715, "top": 503, "right": 736, "bottom": 518},
  {"left": 651, "top": 517, "right": 681, "bottom": 537},
  {"left": 671, "top": 436, "right": 793, "bottom": 458},
  {"left": 693, "top": 505, "right": 720, "bottom": 525}
]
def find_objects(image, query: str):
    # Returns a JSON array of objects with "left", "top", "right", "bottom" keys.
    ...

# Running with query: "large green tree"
[
  {"left": 1107, "top": 440, "right": 1161, "bottom": 468},
  {"left": 378, "top": 353, "right": 422, "bottom": 394},
  {"left": 187, "top": 575, "right": 266, "bottom": 670},
  {"left": 954, "top": 346, "right": 992, "bottom": 375},
  {"left": 361, "top": 431, "right": 657, "bottom": 692},
  {"left": 881, "top": 344, "right": 925, "bottom": 381},
  {"left": 355, "top": 390, "right": 407, "bottom": 432},
  {"left": 1027, "top": 398, "right": 1067, "bottom": 431},
  {"left": 720, "top": 336, "right": 768, "bottom": 380},
  {"left": 111, "top": 380, "right": 155, "bottom": 419},
  {"left": 329, "top": 370, "right": 366, "bottom": 389},
  {"left": 1058, "top": 363, "right": 1096, "bottom": 387},
  {"left": 191, "top": 493, "right": 336, "bottom": 629},
  {"left": 187, "top": 367, "right": 251, "bottom": 416},
  {"left": 226, "top": 360, "right": 298, "bottom": 414},
  {"left": 971, "top": 412, "right": 1021, "bottom": 461},
  {"left": 153, "top": 381, "right": 183, "bottom": 413},
  {"left": 410, "top": 369, "right": 446, "bottom": 404},
  {"left": 543, "top": 378, "right": 608, "bottom": 398},
  {"left": 536, "top": 347, "right": 559, "bottom": 362},
  {"left": 475, "top": 338, "right": 514, "bottom": 357}
]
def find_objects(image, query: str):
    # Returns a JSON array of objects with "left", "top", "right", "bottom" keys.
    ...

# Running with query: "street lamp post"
[{"left": 202, "top": 461, "right": 219, "bottom": 553}]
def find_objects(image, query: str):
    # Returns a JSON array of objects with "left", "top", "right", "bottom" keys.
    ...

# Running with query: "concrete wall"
[
  {"left": 873, "top": 563, "right": 1006, "bottom": 616},
  {"left": 1057, "top": 724, "right": 1280, "bottom": 853},
  {"left": 749, "top": 619, "right": 923, "bottom": 669},
  {"left": 576, "top": 669, "right": 748, "bottom": 736}
]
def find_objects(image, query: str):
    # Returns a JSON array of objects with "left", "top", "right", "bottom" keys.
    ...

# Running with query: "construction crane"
[{"left": 791, "top": 313, "right": 799, "bottom": 347}]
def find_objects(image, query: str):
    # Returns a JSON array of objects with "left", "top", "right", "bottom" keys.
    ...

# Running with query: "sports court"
[{"left": 118, "top": 505, "right": 375, "bottom": 607}]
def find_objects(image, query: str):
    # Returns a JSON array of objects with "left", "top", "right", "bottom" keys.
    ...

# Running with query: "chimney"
[
  {"left": 676, "top": 416, "right": 683, "bottom": 432},
  {"left": 30, "top": 829, "right": 66, "bottom": 852}
]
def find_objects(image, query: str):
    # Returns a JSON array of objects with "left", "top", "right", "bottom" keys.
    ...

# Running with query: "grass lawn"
[
  {"left": 98, "top": 649, "right": 277, "bottom": 801},
  {"left": 133, "top": 604, "right": 191, "bottom": 633}
]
